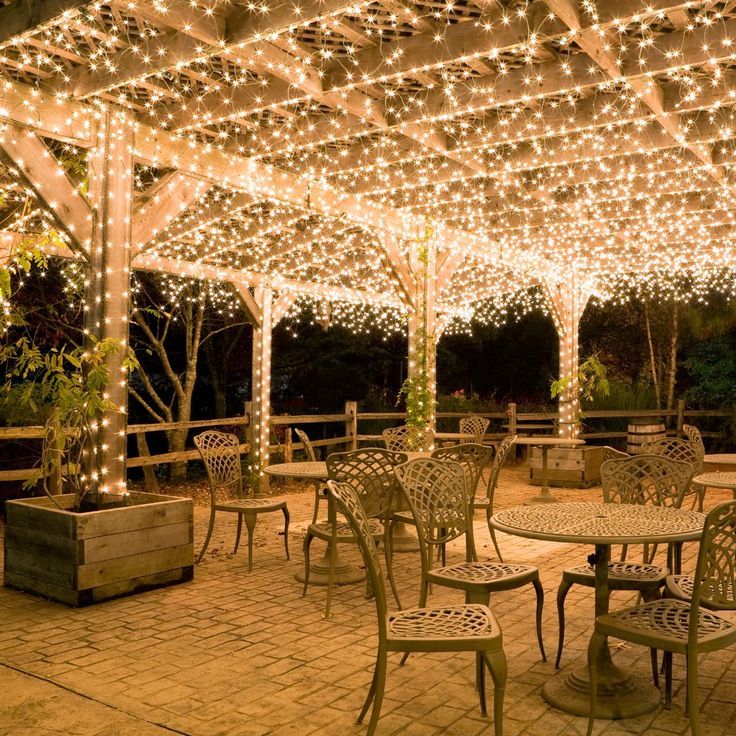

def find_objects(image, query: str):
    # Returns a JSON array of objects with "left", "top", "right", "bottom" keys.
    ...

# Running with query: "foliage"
[
  {"left": 0, "top": 337, "right": 137, "bottom": 509},
  {"left": 397, "top": 324, "right": 434, "bottom": 430},
  {"left": 550, "top": 353, "right": 610, "bottom": 403},
  {"left": 683, "top": 337, "right": 736, "bottom": 408}
]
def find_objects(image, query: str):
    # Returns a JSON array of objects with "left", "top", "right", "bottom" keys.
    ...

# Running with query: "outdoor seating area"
[{"left": 3, "top": 1, "right": 736, "bottom": 734}]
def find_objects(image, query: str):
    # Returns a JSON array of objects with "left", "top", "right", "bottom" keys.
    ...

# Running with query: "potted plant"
[
  {"left": 530, "top": 355, "right": 611, "bottom": 488},
  {"left": 0, "top": 251, "right": 193, "bottom": 606}
]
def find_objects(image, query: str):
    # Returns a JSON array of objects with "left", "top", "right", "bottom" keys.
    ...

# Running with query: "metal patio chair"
[
  {"left": 382, "top": 424, "right": 433, "bottom": 452},
  {"left": 194, "top": 431, "right": 289, "bottom": 570},
  {"left": 294, "top": 427, "right": 317, "bottom": 461},
  {"left": 459, "top": 414, "right": 490, "bottom": 444},
  {"left": 326, "top": 479, "right": 508, "bottom": 736}
]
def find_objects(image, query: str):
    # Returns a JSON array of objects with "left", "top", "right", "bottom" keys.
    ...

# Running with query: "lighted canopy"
[{"left": 1, "top": 0, "right": 736, "bottom": 485}]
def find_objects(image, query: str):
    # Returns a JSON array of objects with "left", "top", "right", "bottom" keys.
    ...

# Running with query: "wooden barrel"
[{"left": 627, "top": 418, "right": 666, "bottom": 454}]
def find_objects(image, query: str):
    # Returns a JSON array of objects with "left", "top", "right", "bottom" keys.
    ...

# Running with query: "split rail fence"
[{"left": 0, "top": 399, "right": 730, "bottom": 486}]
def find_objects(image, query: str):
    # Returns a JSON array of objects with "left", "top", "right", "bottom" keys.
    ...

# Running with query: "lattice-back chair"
[
  {"left": 382, "top": 424, "right": 433, "bottom": 452},
  {"left": 294, "top": 428, "right": 317, "bottom": 461},
  {"left": 431, "top": 443, "right": 493, "bottom": 562},
  {"left": 194, "top": 431, "right": 290, "bottom": 570},
  {"left": 475, "top": 435, "right": 517, "bottom": 561},
  {"left": 641, "top": 436, "right": 704, "bottom": 476},
  {"left": 302, "top": 448, "right": 407, "bottom": 617},
  {"left": 601, "top": 446, "right": 629, "bottom": 462},
  {"left": 395, "top": 458, "right": 546, "bottom": 661},
  {"left": 587, "top": 500, "right": 736, "bottom": 734},
  {"left": 459, "top": 415, "right": 490, "bottom": 444},
  {"left": 554, "top": 454, "right": 694, "bottom": 670},
  {"left": 682, "top": 423, "right": 704, "bottom": 451},
  {"left": 326, "top": 479, "right": 508, "bottom": 736}
]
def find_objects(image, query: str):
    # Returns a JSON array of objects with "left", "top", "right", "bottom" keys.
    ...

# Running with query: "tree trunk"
[
  {"left": 644, "top": 303, "right": 661, "bottom": 409},
  {"left": 167, "top": 427, "right": 189, "bottom": 480}
]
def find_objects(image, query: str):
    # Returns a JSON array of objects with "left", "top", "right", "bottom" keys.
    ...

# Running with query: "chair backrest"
[
  {"left": 682, "top": 423, "right": 704, "bottom": 448},
  {"left": 382, "top": 424, "right": 433, "bottom": 452},
  {"left": 327, "top": 480, "right": 389, "bottom": 634},
  {"left": 431, "top": 443, "right": 492, "bottom": 501},
  {"left": 602, "top": 446, "right": 629, "bottom": 462},
  {"left": 194, "top": 431, "right": 242, "bottom": 498},
  {"left": 395, "top": 458, "right": 468, "bottom": 548},
  {"left": 326, "top": 448, "right": 407, "bottom": 519},
  {"left": 459, "top": 415, "right": 490, "bottom": 444},
  {"left": 641, "top": 436, "right": 704, "bottom": 474},
  {"left": 600, "top": 454, "right": 694, "bottom": 508},
  {"left": 485, "top": 434, "right": 517, "bottom": 508},
  {"left": 294, "top": 428, "right": 317, "bottom": 461},
  {"left": 690, "top": 500, "right": 736, "bottom": 615}
]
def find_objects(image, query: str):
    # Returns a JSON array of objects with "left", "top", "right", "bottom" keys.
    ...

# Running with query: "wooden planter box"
[
  {"left": 3, "top": 491, "right": 193, "bottom": 606},
  {"left": 530, "top": 446, "right": 604, "bottom": 489}
]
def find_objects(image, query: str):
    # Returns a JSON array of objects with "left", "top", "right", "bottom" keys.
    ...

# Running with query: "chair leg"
[
  {"left": 650, "top": 648, "right": 659, "bottom": 689},
  {"left": 532, "top": 577, "right": 546, "bottom": 662},
  {"left": 477, "top": 652, "right": 487, "bottom": 716},
  {"left": 244, "top": 514, "right": 257, "bottom": 573},
  {"left": 484, "top": 649, "right": 507, "bottom": 736},
  {"left": 358, "top": 664, "right": 379, "bottom": 724},
  {"left": 686, "top": 649, "right": 700, "bottom": 735},
  {"left": 196, "top": 508, "right": 216, "bottom": 564},
  {"left": 489, "top": 525, "right": 504, "bottom": 563},
  {"left": 586, "top": 630, "right": 606, "bottom": 736},
  {"left": 384, "top": 520, "right": 403, "bottom": 609},
  {"left": 555, "top": 576, "right": 574, "bottom": 669},
  {"left": 281, "top": 507, "right": 290, "bottom": 560},
  {"left": 302, "top": 531, "right": 314, "bottom": 597},
  {"left": 233, "top": 515, "right": 243, "bottom": 554},
  {"left": 663, "top": 651, "right": 673, "bottom": 709},
  {"left": 365, "top": 647, "right": 388, "bottom": 736},
  {"left": 325, "top": 535, "right": 338, "bottom": 619},
  {"left": 619, "top": 543, "right": 628, "bottom": 562}
]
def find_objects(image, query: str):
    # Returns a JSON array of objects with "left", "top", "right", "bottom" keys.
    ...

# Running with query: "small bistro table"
[
  {"left": 704, "top": 454, "right": 736, "bottom": 469},
  {"left": 491, "top": 502, "right": 705, "bottom": 718},
  {"left": 265, "top": 461, "right": 364, "bottom": 587},
  {"left": 692, "top": 471, "right": 736, "bottom": 503},
  {"left": 514, "top": 437, "right": 586, "bottom": 503}
]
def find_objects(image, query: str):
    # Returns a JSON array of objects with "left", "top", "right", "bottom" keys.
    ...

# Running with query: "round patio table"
[
  {"left": 692, "top": 471, "right": 736, "bottom": 510},
  {"left": 514, "top": 437, "right": 586, "bottom": 504},
  {"left": 491, "top": 502, "right": 705, "bottom": 718},
  {"left": 265, "top": 461, "right": 364, "bottom": 587}
]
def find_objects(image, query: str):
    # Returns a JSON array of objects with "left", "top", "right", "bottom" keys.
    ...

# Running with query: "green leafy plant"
[{"left": 550, "top": 353, "right": 610, "bottom": 403}]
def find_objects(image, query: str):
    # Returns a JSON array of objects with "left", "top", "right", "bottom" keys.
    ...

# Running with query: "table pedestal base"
[
  {"left": 294, "top": 549, "right": 364, "bottom": 586},
  {"left": 542, "top": 662, "right": 660, "bottom": 719},
  {"left": 524, "top": 489, "right": 560, "bottom": 505},
  {"left": 391, "top": 521, "right": 419, "bottom": 553}
]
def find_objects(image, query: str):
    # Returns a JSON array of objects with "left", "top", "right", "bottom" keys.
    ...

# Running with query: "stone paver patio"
[{"left": 1, "top": 462, "right": 735, "bottom": 736}]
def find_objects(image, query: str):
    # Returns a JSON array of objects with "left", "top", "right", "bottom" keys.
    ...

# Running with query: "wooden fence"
[{"left": 0, "top": 399, "right": 731, "bottom": 484}]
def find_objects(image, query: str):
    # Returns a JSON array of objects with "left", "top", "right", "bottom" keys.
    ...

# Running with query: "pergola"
[{"left": 1, "top": 0, "right": 736, "bottom": 491}]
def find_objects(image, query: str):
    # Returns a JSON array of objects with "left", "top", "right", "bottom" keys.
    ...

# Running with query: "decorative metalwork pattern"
[
  {"left": 491, "top": 502, "right": 704, "bottom": 545},
  {"left": 430, "top": 561, "right": 537, "bottom": 584},
  {"left": 601, "top": 600, "right": 735, "bottom": 641},
  {"left": 388, "top": 604, "right": 496, "bottom": 640},
  {"left": 697, "top": 500, "right": 736, "bottom": 610},
  {"left": 485, "top": 435, "right": 517, "bottom": 505},
  {"left": 566, "top": 560, "right": 666, "bottom": 581},
  {"left": 309, "top": 518, "right": 384, "bottom": 539},
  {"left": 692, "top": 472, "right": 736, "bottom": 489},
  {"left": 641, "top": 437, "right": 704, "bottom": 474},
  {"left": 458, "top": 415, "right": 490, "bottom": 444},
  {"left": 263, "top": 461, "right": 328, "bottom": 480},
  {"left": 382, "top": 425, "right": 434, "bottom": 452},
  {"left": 601, "top": 454, "right": 695, "bottom": 508},
  {"left": 326, "top": 448, "right": 407, "bottom": 519},
  {"left": 601, "top": 446, "right": 629, "bottom": 462},
  {"left": 683, "top": 424, "right": 705, "bottom": 452},
  {"left": 294, "top": 428, "right": 317, "bottom": 461},
  {"left": 194, "top": 431, "right": 241, "bottom": 492},
  {"left": 395, "top": 458, "right": 468, "bottom": 545},
  {"left": 431, "top": 443, "right": 492, "bottom": 500}
]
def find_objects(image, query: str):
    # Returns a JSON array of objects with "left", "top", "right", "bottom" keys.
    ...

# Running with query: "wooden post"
[
  {"left": 507, "top": 402, "right": 517, "bottom": 435},
  {"left": 251, "top": 287, "right": 273, "bottom": 491},
  {"left": 85, "top": 106, "right": 134, "bottom": 494},
  {"left": 345, "top": 400, "right": 358, "bottom": 450},
  {"left": 544, "top": 274, "right": 590, "bottom": 441},
  {"left": 677, "top": 398, "right": 686, "bottom": 436},
  {"left": 284, "top": 427, "right": 293, "bottom": 462},
  {"left": 407, "top": 223, "right": 437, "bottom": 430}
]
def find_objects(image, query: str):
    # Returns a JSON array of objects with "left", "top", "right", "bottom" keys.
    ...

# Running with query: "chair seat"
[
  {"left": 308, "top": 518, "right": 384, "bottom": 543},
  {"left": 215, "top": 498, "right": 287, "bottom": 513},
  {"left": 596, "top": 599, "right": 736, "bottom": 654},
  {"left": 666, "top": 574, "right": 735, "bottom": 603},
  {"left": 387, "top": 604, "right": 502, "bottom": 651},
  {"left": 563, "top": 560, "right": 667, "bottom": 589},
  {"left": 427, "top": 561, "right": 539, "bottom": 594}
]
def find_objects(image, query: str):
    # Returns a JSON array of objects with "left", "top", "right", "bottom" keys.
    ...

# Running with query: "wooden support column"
[
  {"left": 544, "top": 274, "right": 590, "bottom": 441},
  {"left": 251, "top": 287, "right": 273, "bottom": 490},
  {"left": 85, "top": 106, "right": 134, "bottom": 493},
  {"left": 407, "top": 225, "right": 437, "bottom": 431}
]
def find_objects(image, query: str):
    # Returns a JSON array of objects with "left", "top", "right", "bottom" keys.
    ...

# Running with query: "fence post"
[
  {"left": 345, "top": 400, "right": 358, "bottom": 450},
  {"left": 244, "top": 401, "right": 253, "bottom": 450},
  {"left": 136, "top": 432, "right": 159, "bottom": 493},
  {"left": 507, "top": 402, "right": 517, "bottom": 435},
  {"left": 676, "top": 398, "right": 686, "bottom": 436},
  {"left": 284, "top": 427, "right": 293, "bottom": 462}
]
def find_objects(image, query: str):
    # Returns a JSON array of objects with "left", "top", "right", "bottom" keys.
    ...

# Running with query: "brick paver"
[{"left": 1, "top": 461, "right": 735, "bottom": 735}]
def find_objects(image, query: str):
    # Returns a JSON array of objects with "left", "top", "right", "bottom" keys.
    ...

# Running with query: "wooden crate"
[
  {"left": 4, "top": 491, "right": 193, "bottom": 606},
  {"left": 529, "top": 446, "right": 604, "bottom": 488}
]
